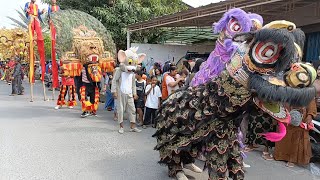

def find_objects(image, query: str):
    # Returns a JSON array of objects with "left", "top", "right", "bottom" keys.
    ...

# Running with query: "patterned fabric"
[
  {"left": 80, "top": 86, "right": 100, "bottom": 113},
  {"left": 154, "top": 70, "right": 249, "bottom": 179},
  {"left": 57, "top": 85, "right": 77, "bottom": 106},
  {"left": 245, "top": 105, "right": 277, "bottom": 148}
]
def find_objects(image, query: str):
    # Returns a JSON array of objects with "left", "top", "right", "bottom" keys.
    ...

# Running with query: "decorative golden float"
[{"left": 0, "top": 28, "right": 29, "bottom": 62}]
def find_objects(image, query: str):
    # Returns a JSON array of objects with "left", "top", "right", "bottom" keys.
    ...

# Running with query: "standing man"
[
  {"left": 79, "top": 64, "right": 101, "bottom": 117},
  {"left": 10, "top": 58, "right": 23, "bottom": 96}
]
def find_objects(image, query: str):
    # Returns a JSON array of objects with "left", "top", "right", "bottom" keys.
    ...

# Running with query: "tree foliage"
[
  {"left": 50, "top": 10, "right": 116, "bottom": 57},
  {"left": 42, "top": 0, "right": 187, "bottom": 50}
]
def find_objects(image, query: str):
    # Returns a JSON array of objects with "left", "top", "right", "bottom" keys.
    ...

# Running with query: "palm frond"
[
  {"left": 6, "top": 16, "right": 27, "bottom": 29},
  {"left": 16, "top": 9, "right": 29, "bottom": 24}
]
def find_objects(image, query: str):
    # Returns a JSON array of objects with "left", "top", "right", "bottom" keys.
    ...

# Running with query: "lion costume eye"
[
  {"left": 228, "top": 18, "right": 242, "bottom": 33},
  {"left": 251, "top": 41, "right": 282, "bottom": 65}
]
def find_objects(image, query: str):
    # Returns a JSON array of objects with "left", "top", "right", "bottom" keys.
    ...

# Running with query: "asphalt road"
[{"left": 0, "top": 80, "right": 319, "bottom": 180}]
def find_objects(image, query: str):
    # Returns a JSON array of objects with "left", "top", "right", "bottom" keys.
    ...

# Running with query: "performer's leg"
[
  {"left": 56, "top": 85, "right": 66, "bottom": 109},
  {"left": 91, "top": 87, "right": 100, "bottom": 114},
  {"left": 206, "top": 130, "right": 244, "bottom": 180},
  {"left": 66, "top": 85, "right": 72, "bottom": 107},
  {"left": 11, "top": 77, "right": 17, "bottom": 95},
  {"left": 127, "top": 96, "right": 138, "bottom": 130},
  {"left": 70, "top": 85, "right": 76, "bottom": 107},
  {"left": 65, "top": 85, "right": 69, "bottom": 100},
  {"left": 81, "top": 86, "right": 88, "bottom": 113},
  {"left": 227, "top": 142, "right": 244, "bottom": 180},
  {"left": 16, "top": 76, "right": 22, "bottom": 94},
  {"left": 151, "top": 108, "right": 157, "bottom": 126},
  {"left": 143, "top": 107, "right": 152, "bottom": 126},
  {"left": 88, "top": 85, "right": 95, "bottom": 105},
  {"left": 181, "top": 151, "right": 202, "bottom": 173},
  {"left": 167, "top": 151, "right": 188, "bottom": 179},
  {"left": 117, "top": 93, "right": 124, "bottom": 133}
]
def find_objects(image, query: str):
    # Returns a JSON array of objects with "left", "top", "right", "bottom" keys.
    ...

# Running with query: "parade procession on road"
[{"left": 1, "top": 0, "right": 320, "bottom": 180}]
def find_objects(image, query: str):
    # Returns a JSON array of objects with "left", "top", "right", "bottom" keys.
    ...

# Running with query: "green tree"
[
  {"left": 44, "top": 34, "right": 52, "bottom": 59},
  {"left": 42, "top": 0, "right": 187, "bottom": 50}
]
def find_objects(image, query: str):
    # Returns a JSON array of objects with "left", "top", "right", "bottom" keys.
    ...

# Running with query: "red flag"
[
  {"left": 50, "top": 21, "right": 59, "bottom": 88},
  {"left": 50, "top": 23, "right": 59, "bottom": 88},
  {"left": 51, "top": 40, "right": 59, "bottom": 88},
  {"left": 37, "top": 40, "right": 46, "bottom": 82}
]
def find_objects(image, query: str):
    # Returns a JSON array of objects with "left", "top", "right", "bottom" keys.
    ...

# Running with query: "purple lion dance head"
[
  {"left": 214, "top": 8, "right": 252, "bottom": 38},
  {"left": 191, "top": 8, "right": 252, "bottom": 87}
]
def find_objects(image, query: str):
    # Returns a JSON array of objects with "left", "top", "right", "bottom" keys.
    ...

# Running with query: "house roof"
[{"left": 128, "top": 0, "right": 320, "bottom": 32}]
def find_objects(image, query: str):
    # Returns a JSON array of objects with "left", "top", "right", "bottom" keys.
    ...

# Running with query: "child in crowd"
[
  {"left": 105, "top": 72, "right": 118, "bottom": 121},
  {"left": 155, "top": 68, "right": 162, "bottom": 85},
  {"left": 104, "top": 73, "right": 114, "bottom": 111},
  {"left": 135, "top": 70, "right": 146, "bottom": 126},
  {"left": 143, "top": 75, "right": 162, "bottom": 128}
]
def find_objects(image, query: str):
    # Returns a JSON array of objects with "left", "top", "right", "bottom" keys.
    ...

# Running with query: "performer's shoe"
[
  {"left": 69, "top": 106, "right": 74, "bottom": 109},
  {"left": 130, "top": 127, "right": 142, "bottom": 133},
  {"left": 198, "top": 154, "right": 207, "bottom": 162},
  {"left": 118, "top": 127, "right": 124, "bottom": 134},
  {"left": 243, "top": 162, "right": 251, "bottom": 168},
  {"left": 55, "top": 105, "right": 62, "bottom": 110},
  {"left": 184, "top": 163, "right": 203, "bottom": 173},
  {"left": 90, "top": 112, "right": 97, "bottom": 117},
  {"left": 81, "top": 112, "right": 90, "bottom": 118},
  {"left": 176, "top": 171, "right": 188, "bottom": 180}
]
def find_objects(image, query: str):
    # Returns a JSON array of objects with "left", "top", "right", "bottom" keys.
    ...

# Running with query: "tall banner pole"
[
  {"left": 49, "top": 4, "right": 59, "bottom": 100},
  {"left": 43, "top": 81, "right": 48, "bottom": 101},
  {"left": 28, "top": 20, "right": 34, "bottom": 102}
]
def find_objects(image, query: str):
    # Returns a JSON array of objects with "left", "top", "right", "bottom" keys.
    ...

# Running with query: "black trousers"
[
  {"left": 144, "top": 107, "right": 157, "bottom": 125},
  {"left": 84, "top": 83, "right": 95, "bottom": 104}
]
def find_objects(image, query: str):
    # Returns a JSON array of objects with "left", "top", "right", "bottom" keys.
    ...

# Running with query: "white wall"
[{"left": 131, "top": 43, "right": 213, "bottom": 71}]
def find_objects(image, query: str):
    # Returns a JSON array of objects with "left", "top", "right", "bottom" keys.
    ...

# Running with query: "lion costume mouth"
[
  {"left": 248, "top": 73, "right": 316, "bottom": 126},
  {"left": 88, "top": 54, "right": 99, "bottom": 62},
  {"left": 248, "top": 73, "right": 316, "bottom": 107}
]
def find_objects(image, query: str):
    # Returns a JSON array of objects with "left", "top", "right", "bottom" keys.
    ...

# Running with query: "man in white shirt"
[{"left": 166, "top": 66, "right": 184, "bottom": 96}]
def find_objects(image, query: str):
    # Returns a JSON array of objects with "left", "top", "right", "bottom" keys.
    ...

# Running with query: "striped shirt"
[{"left": 82, "top": 67, "right": 89, "bottom": 83}]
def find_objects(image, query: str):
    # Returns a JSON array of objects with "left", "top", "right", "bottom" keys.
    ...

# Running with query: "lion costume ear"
[
  {"left": 137, "top": 53, "right": 146, "bottom": 64},
  {"left": 118, "top": 50, "right": 127, "bottom": 63}
]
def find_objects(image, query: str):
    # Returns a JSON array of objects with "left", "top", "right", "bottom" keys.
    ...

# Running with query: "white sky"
[
  {"left": 182, "top": 0, "right": 225, "bottom": 7},
  {"left": 0, "top": 0, "right": 224, "bottom": 28},
  {"left": 0, "top": 0, "right": 47, "bottom": 29}
]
